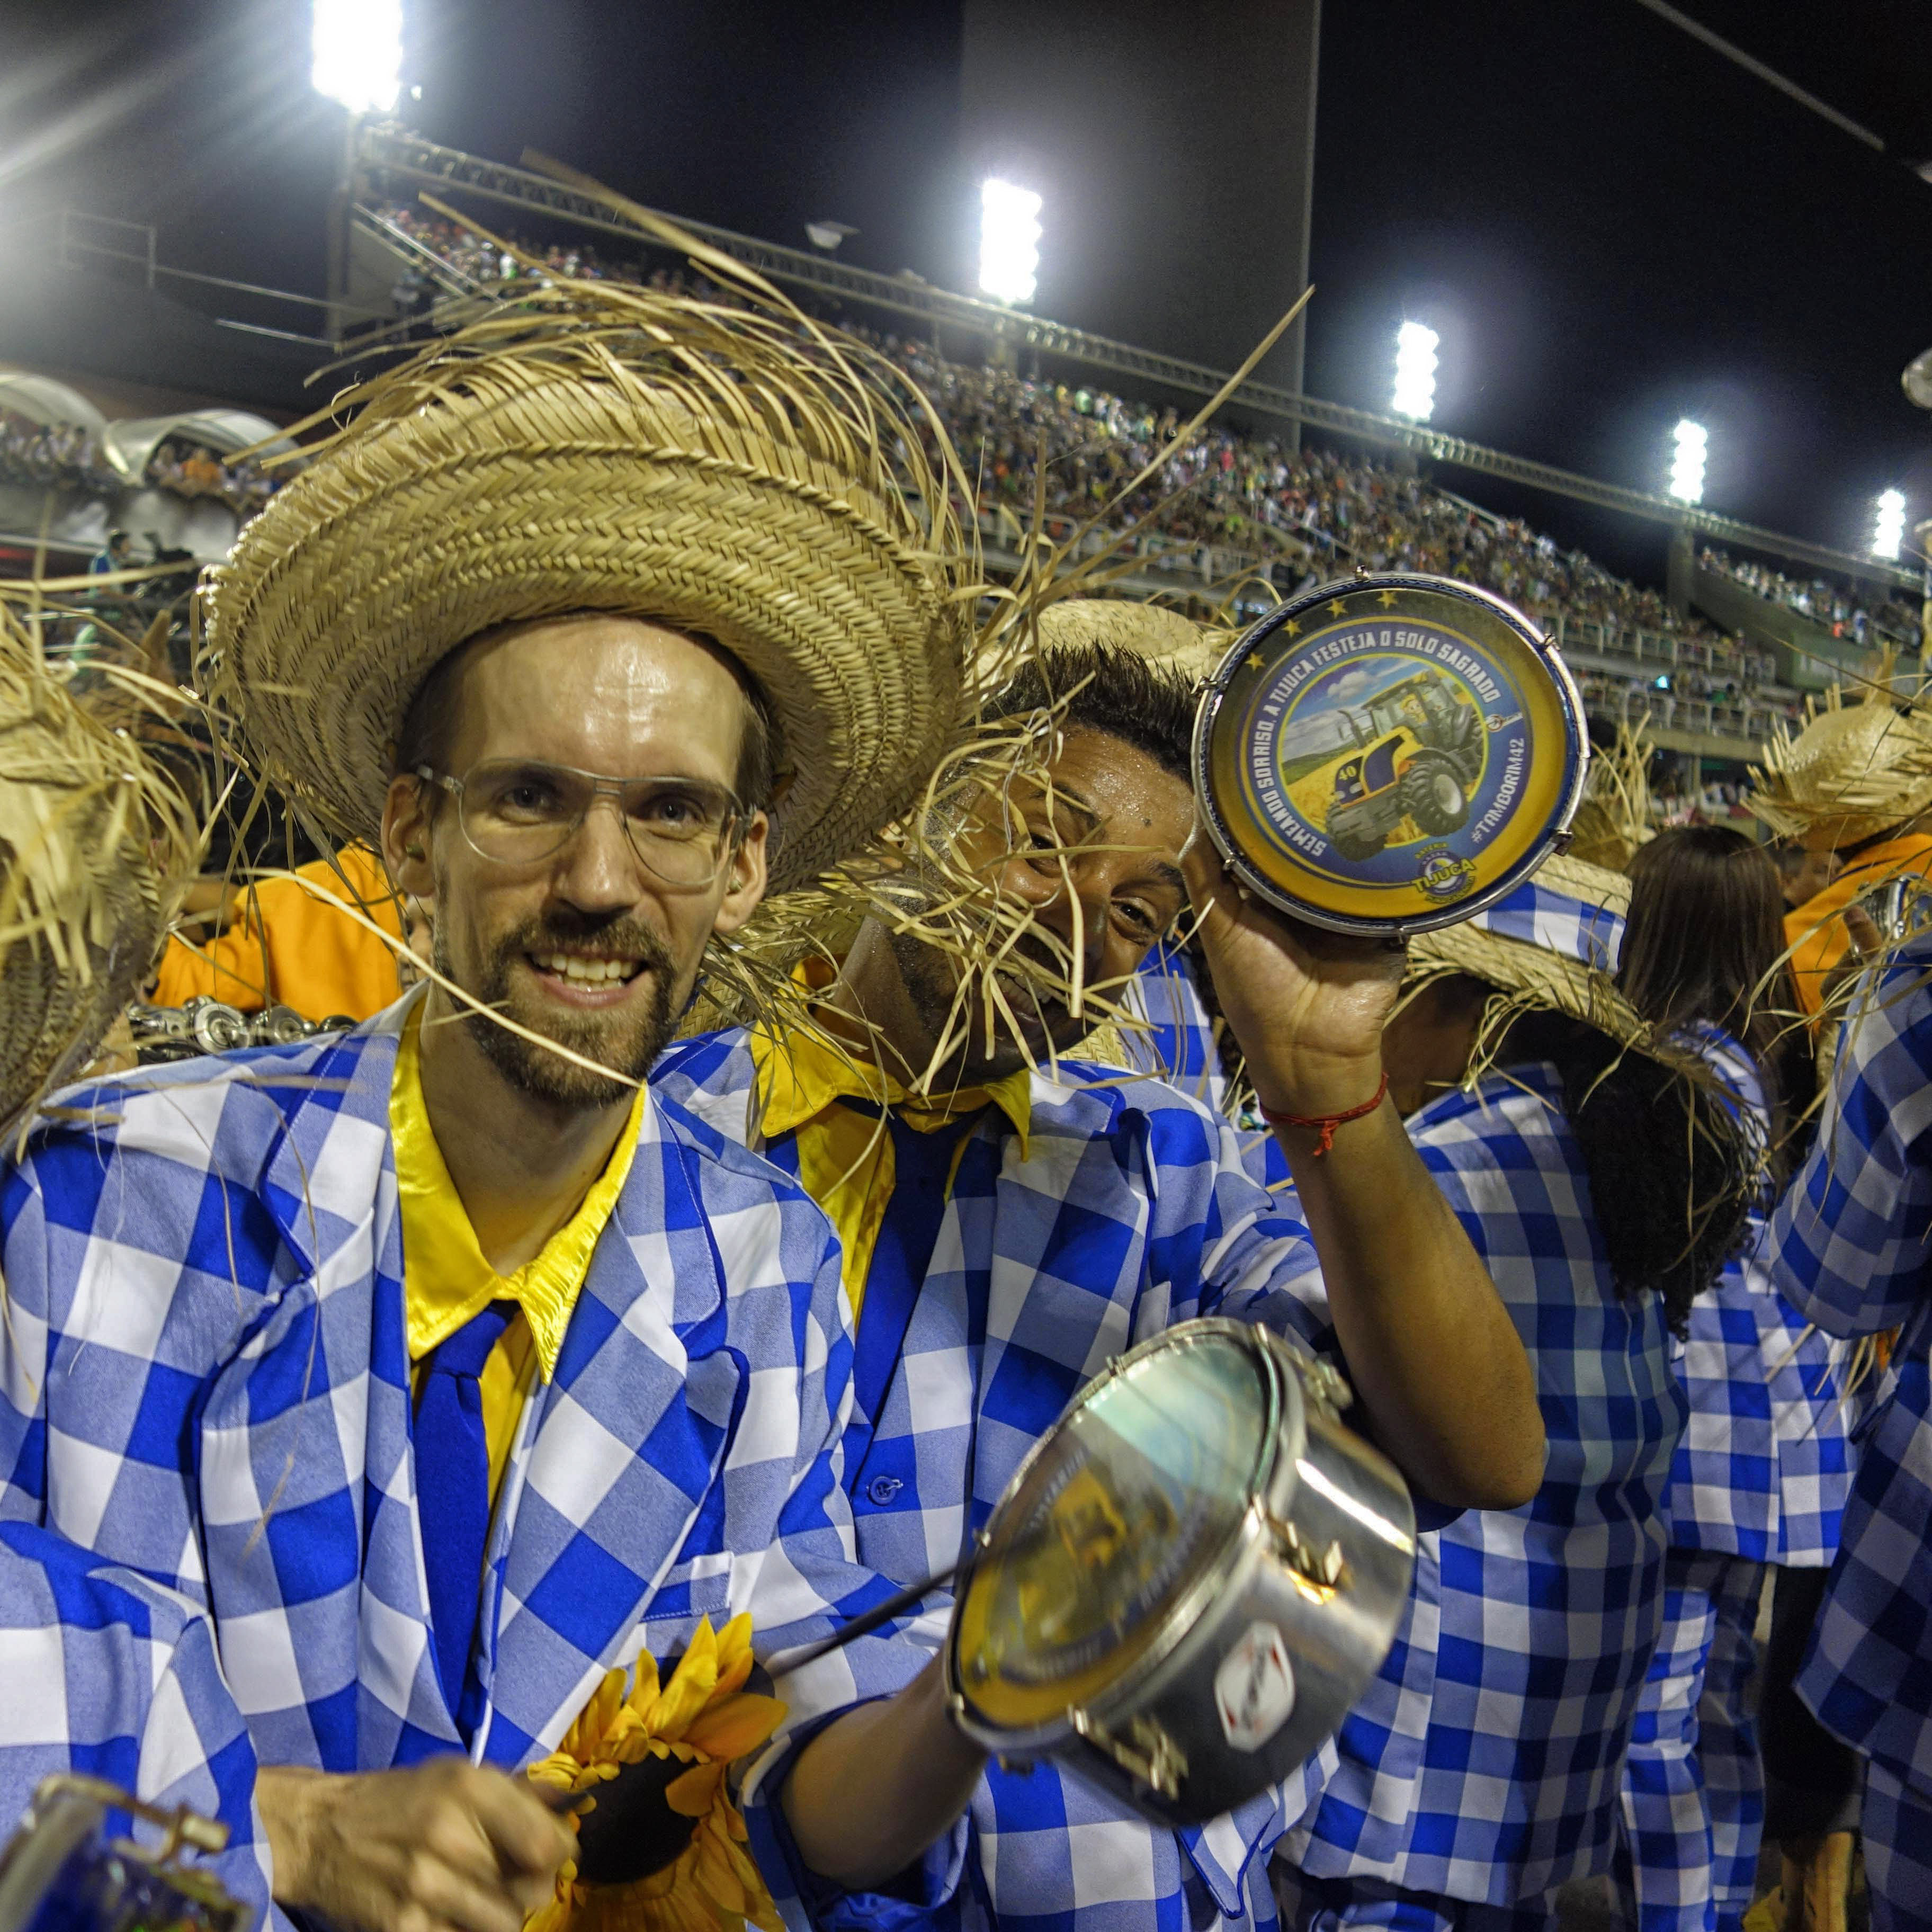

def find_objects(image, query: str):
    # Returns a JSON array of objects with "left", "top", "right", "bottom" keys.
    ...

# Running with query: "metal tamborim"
[
  {"left": 943, "top": 1319, "right": 1416, "bottom": 1827},
  {"left": 0, "top": 1777, "right": 244, "bottom": 1932},
  {"left": 1194, "top": 573, "right": 1588, "bottom": 935}
]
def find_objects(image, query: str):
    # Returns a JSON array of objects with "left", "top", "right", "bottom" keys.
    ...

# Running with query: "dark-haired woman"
[
  {"left": 1615, "top": 827, "right": 1854, "bottom": 1932},
  {"left": 1274, "top": 854, "right": 1752, "bottom": 1930}
]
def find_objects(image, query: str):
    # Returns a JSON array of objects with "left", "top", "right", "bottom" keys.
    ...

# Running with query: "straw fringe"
[{"left": 0, "top": 601, "right": 201, "bottom": 1141}]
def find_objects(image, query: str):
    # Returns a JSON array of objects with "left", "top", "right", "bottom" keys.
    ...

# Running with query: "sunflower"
[{"left": 526, "top": 1615, "right": 785, "bottom": 1932}]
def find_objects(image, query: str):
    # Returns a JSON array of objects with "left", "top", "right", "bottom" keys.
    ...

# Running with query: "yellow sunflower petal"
[
  {"left": 663, "top": 1760, "right": 725, "bottom": 1817},
  {"left": 682, "top": 1694, "right": 786, "bottom": 1765},
  {"left": 647, "top": 1620, "right": 723, "bottom": 1741},
  {"left": 710, "top": 1614, "right": 756, "bottom": 1700}
]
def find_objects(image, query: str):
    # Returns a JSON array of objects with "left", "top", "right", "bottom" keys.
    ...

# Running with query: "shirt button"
[{"left": 866, "top": 1474, "right": 904, "bottom": 1506}]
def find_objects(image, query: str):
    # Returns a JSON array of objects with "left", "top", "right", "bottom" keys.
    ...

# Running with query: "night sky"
[{"left": 6, "top": 0, "right": 1931, "bottom": 585}]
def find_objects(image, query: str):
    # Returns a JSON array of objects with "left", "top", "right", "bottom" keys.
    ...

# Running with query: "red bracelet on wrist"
[{"left": 1258, "top": 1071, "right": 1390, "bottom": 1157}]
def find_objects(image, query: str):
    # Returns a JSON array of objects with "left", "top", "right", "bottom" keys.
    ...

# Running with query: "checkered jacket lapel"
[{"left": 480, "top": 1098, "right": 738, "bottom": 1765}]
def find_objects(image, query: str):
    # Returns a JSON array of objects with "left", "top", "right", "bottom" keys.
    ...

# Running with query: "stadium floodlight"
[
  {"left": 979, "top": 179, "right": 1042, "bottom": 306},
  {"left": 1873, "top": 489, "right": 1907, "bottom": 561},
  {"left": 1668, "top": 420, "right": 1707, "bottom": 506},
  {"left": 311, "top": 0, "right": 402, "bottom": 115},
  {"left": 1391, "top": 322, "right": 1439, "bottom": 422}
]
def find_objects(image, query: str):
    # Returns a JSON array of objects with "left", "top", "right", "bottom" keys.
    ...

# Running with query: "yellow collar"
[
  {"left": 750, "top": 1019, "right": 1033, "bottom": 1158},
  {"left": 390, "top": 1005, "right": 646, "bottom": 1377}
]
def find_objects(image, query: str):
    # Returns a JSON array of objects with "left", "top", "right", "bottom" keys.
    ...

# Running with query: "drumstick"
[{"left": 766, "top": 1560, "right": 963, "bottom": 1678}]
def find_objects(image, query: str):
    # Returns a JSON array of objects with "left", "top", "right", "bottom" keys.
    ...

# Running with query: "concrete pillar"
[{"left": 1665, "top": 523, "right": 1694, "bottom": 620}]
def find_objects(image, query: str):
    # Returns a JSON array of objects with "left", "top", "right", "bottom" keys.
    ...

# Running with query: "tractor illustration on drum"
[{"left": 1320, "top": 669, "right": 1486, "bottom": 862}]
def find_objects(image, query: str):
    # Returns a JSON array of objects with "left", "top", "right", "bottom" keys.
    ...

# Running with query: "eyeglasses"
[{"left": 416, "top": 759, "right": 748, "bottom": 887}]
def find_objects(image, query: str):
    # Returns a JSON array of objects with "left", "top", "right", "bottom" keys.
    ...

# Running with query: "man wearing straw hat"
[
  {"left": 0, "top": 275, "right": 1015, "bottom": 1932},
  {"left": 1769, "top": 932, "right": 1932, "bottom": 1930},
  {"left": 659, "top": 597, "right": 1548, "bottom": 1932},
  {"left": 0, "top": 603, "right": 274, "bottom": 1924},
  {"left": 1749, "top": 685, "right": 1932, "bottom": 1015},
  {"left": 1273, "top": 855, "right": 1752, "bottom": 1929}
]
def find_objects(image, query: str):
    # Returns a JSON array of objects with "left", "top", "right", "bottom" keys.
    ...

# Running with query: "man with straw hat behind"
[
  {"left": 1748, "top": 682, "right": 1932, "bottom": 1016},
  {"left": 0, "top": 263, "right": 1015, "bottom": 1932},
  {"left": 1274, "top": 855, "right": 1753, "bottom": 1930},
  {"left": 0, "top": 600, "right": 275, "bottom": 1927},
  {"left": 658, "top": 594, "right": 1547, "bottom": 1931}
]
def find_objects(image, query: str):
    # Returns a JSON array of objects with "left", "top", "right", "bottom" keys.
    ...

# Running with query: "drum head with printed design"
[
  {"left": 953, "top": 1326, "right": 1273, "bottom": 1732},
  {"left": 1194, "top": 575, "right": 1586, "bottom": 935}
]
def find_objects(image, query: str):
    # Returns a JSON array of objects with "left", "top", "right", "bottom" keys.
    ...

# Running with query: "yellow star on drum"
[
  {"left": 1283, "top": 620, "right": 1301, "bottom": 638},
  {"left": 1378, "top": 588, "right": 1399, "bottom": 608},
  {"left": 1328, "top": 598, "right": 1347, "bottom": 618}
]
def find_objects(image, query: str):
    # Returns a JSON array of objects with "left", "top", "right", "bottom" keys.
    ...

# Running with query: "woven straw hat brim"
[
  {"left": 1406, "top": 854, "right": 1648, "bottom": 1054},
  {"left": 207, "top": 373, "right": 968, "bottom": 893},
  {"left": 1748, "top": 699, "right": 1932, "bottom": 854}
]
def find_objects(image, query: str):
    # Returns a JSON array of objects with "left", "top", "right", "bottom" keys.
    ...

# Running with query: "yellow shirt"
[
  {"left": 748, "top": 1023, "right": 1032, "bottom": 1325},
  {"left": 390, "top": 1005, "right": 646, "bottom": 1501},
  {"left": 1785, "top": 830, "right": 1932, "bottom": 1018},
  {"left": 153, "top": 844, "right": 407, "bottom": 1021}
]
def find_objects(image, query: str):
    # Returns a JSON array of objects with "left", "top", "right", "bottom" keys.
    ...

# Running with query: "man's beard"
[{"left": 437, "top": 909, "right": 679, "bottom": 1110}]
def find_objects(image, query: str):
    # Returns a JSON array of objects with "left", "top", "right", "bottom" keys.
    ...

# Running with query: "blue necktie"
[{"left": 414, "top": 1300, "right": 514, "bottom": 1731}]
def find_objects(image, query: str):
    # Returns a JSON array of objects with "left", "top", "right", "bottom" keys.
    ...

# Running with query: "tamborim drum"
[
  {"left": 0, "top": 1778, "right": 244, "bottom": 1932},
  {"left": 1194, "top": 573, "right": 1588, "bottom": 935},
  {"left": 943, "top": 1319, "right": 1416, "bottom": 1827}
]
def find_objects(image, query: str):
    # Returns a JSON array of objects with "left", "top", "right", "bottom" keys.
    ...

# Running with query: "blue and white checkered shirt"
[
  {"left": 656, "top": 1027, "right": 1361, "bottom": 1932},
  {"left": 0, "top": 1520, "right": 278, "bottom": 1930},
  {"left": 1667, "top": 1034, "right": 1853, "bottom": 1566},
  {"left": 1281, "top": 1061, "right": 1684, "bottom": 1906},
  {"left": 0, "top": 994, "right": 920, "bottom": 1792},
  {"left": 1770, "top": 937, "right": 1932, "bottom": 1790}
]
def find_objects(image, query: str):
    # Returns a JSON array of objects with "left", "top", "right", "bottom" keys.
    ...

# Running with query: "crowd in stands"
[
  {"left": 1701, "top": 543, "right": 1918, "bottom": 647},
  {"left": 373, "top": 200, "right": 1826, "bottom": 743},
  {"left": 141, "top": 440, "right": 281, "bottom": 517},
  {"left": 1, "top": 411, "right": 286, "bottom": 522},
  {"left": 0, "top": 409, "right": 119, "bottom": 495}
]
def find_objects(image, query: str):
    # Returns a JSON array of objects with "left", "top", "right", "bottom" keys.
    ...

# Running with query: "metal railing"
[{"left": 355, "top": 125, "right": 1919, "bottom": 593}]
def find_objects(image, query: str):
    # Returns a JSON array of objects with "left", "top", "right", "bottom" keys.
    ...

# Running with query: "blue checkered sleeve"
[
  {"left": 1772, "top": 949, "right": 1932, "bottom": 1339},
  {"left": 0, "top": 1520, "right": 278, "bottom": 1929}
]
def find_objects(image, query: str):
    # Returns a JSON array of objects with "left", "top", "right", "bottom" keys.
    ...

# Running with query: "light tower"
[
  {"left": 978, "top": 180, "right": 1042, "bottom": 307},
  {"left": 1873, "top": 489, "right": 1907, "bottom": 561},
  {"left": 1667, "top": 421, "right": 1707, "bottom": 506},
  {"left": 1391, "top": 322, "right": 1438, "bottom": 423},
  {"left": 311, "top": 0, "right": 404, "bottom": 344}
]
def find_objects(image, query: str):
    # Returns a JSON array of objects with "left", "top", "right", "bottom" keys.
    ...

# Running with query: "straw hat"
[
  {"left": 1406, "top": 851, "right": 1648, "bottom": 1055},
  {"left": 1034, "top": 598, "right": 1220, "bottom": 679},
  {"left": 204, "top": 276, "right": 972, "bottom": 895},
  {"left": 0, "top": 609, "right": 196, "bottom": 1137},
  {"left": 1747, "top": 686, "right": 1932, "bottom": 854},
  {"left": 1564, "top": 723, "right": 1654, "bottom": 875}
]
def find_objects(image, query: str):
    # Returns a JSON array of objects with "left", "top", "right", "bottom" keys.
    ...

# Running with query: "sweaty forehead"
[
  {"left": 1048, "top": 728, "right": 1194, "bottom": 863},
  {"left": 444, "top": 614, "right": 744, "bottom": 781}
]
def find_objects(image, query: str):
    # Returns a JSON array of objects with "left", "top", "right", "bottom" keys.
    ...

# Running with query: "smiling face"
[
  {"left": 382, "top": 613, "right": 769, "bottom": 1109},
  {"left": 892, "top": 726, "right": 1195, "bottom": 1079}
]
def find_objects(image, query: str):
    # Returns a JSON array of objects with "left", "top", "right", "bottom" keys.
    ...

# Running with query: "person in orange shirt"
[
  {"left": 1748, "top": 689, "right": 1932, "bottom": 1017},
  {"left": 150, "top": 842, "right": 418, "bottom": 1021}
]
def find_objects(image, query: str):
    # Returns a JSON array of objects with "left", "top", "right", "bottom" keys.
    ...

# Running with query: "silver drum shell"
[{"left": 944, "top": 1320, "right": 1417, "bottom": 1828}]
